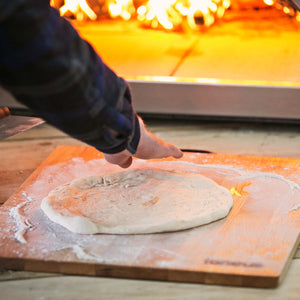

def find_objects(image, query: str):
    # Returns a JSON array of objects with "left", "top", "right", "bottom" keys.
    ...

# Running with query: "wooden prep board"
[{"left": 0, "top": 145, "right": 300, "bottom": 288}]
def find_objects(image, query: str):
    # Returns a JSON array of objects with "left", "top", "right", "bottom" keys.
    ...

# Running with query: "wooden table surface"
[{"left": 0, "top": 119, "right": 300, "bottom": 299}]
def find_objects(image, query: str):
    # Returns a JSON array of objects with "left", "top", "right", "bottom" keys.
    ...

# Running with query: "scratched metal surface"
[{"left": 0, "top": 115, "right": 44, "bottom": 141}]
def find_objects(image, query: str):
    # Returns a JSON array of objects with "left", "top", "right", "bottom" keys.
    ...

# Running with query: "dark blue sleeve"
[{"left": 0, "top": 0, "right": 140, "bottom": 154}]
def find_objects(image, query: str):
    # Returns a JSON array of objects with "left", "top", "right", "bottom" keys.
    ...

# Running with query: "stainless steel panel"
[
  {"left": 2, "top": 81, "right": 299, "bottom": 123},
  {"left": 129, "top": 79, "right": 300, "bottom": 121}
]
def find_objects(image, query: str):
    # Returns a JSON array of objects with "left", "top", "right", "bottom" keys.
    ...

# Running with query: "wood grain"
[
  {"left": 0, "top": 169, "right": 35, "bottom": 205},
  {"left": 2, "top": 260, "right": 300, "bottom": 300},
  {"left": 0, "top": 145, "right": 299, "bottom": 288}
]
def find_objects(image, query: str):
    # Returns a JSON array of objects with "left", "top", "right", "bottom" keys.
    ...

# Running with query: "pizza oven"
[{"left": 2, "top": 0, "right": 300, "bottom": 123}]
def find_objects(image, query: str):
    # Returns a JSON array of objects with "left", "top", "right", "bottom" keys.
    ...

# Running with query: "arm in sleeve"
[{"left": 0, "top": 0, "right": 140, "bottom": 154}]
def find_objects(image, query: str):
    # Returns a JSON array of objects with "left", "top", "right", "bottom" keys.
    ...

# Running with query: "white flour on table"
[{"left": 6, "top": 157, "right": 300, "bottom": 265}]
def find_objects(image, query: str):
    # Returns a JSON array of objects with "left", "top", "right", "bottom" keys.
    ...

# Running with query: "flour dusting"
[
  {"left": 161, "top": 161, "right": 300, "bottom": 192},
  {"left": 71, "top": 245, "right": 105, "bottom": 263},
  {"left": 4, "top": 156, "right": 300, "bottom": 269},
  {"left": 290, "top": 204, "right": 300, "bottom": 212},
  {"left": 9, "top": 192, "right": 33, "bottom": 244}
]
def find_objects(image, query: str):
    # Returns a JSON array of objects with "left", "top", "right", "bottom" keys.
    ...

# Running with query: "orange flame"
[
  {"left": 53, "top": 0, "right": 300, "bottom": 29},
  {"left": 59, "top": 0, "right": 97, "bottom": 20},
  {"left": 108, "top": 0, "right": 135, "bottom": 20},
  {"left": 137, "top": 0, "right": 183, "bottom": 30},
  {"left": 136, "top": 0, "right": 231, "bottom": 30}
]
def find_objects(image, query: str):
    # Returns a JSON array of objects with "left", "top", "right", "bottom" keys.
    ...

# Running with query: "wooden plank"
[
  {"left": 2, "top": 121, "right": 300, "bottom": 159},
  {"left": 0, "top": 138, "right": 83, "bottom": 171},
  {"left": 0, "top": 122, "right": 84, "bottom": 204},
  {"left": 0, "top": 145, "right": 299, "bottom": 288},
  {"left": 2, "top": 122, "right": 66, "bottom": 141},
  {"left": 0, "top": 169, "right": 35, "bottom": 206},
  {"left": 1, "top": 260, "right": 300, "bottom": 300},
  {"left": 0, "top": 269, "right": 59, "bottom": 282},
  {"left": 146, "top": 121, "right": 300, "bottom": 158}
]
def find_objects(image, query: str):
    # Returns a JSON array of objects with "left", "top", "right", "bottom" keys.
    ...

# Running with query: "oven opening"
[{"left": 48, "top": 1, "right": 300, "bottom": 122}]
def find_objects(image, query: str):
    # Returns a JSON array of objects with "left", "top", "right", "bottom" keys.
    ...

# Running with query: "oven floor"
[{"left": 76, "top": 9, "right": 300, "bottom": 84}]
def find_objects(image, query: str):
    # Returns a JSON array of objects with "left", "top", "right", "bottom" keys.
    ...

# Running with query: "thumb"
[
  {"left": 167, "top": 143, "right": 183, "bottom": 159},
  {"left": 103, "top": 152, "right": 133, "bottom": 168},
  {"left": 118, "top": 156, "right": 133, "bottom": 168}
]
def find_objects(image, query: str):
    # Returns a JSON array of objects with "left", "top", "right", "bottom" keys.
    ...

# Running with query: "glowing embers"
[
  {"left": 55, "top": 0, "right": 97, "bottom": 20},
  {"left": 52, "top": 0, "right": 231, "bottom": 29},
  {"left": 107, "top": 0, "right": 231, "bottom": 29},
  {"left": 137, "top": 0, "right": 230, "bottom": 30},
  {"left": 108, "top": 0, "right": 135, "bottom": 20},
  {"left": 137, "top": 0, "right": 183, "bottom": 30},
  {"left": 51, "top": 0, "right": 300, "bottom": 30}
]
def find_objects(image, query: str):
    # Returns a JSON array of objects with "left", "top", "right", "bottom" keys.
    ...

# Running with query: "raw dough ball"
[{"left": 41, "top": 168, "right": 233, "bottom": 234}]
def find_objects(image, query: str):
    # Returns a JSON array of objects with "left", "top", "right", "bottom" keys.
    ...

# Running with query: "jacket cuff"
[
  {"left": 97, "top": 112, "right": 140, "bottom": 155},
  {"left": 126, "top": 113, "right": 140, "bottom": 154}
]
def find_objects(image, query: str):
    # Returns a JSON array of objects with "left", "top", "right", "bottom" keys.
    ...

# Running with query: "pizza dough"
[{"left": 41, "top": 168, "right": 233, "bottom": 234}]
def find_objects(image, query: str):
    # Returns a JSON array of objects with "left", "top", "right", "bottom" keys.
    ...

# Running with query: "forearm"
[{"left": 0, "top": 0, "right": 140, "bottom": 154}]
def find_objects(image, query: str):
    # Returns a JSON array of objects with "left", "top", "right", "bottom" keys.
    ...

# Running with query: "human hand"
[{"left": 104, "top": 117, "right": 183, "bottom": 168}]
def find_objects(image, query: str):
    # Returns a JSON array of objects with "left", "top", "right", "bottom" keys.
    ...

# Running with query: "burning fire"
[
  {"left": 51, "top": 0, "right": 300, "bottom": 30},
  {"left": 53, "top": 0, "right": 97, "bottom": 21},
  {"left": 108, "top": 0, "right": 135, "bottom": 20},
  {"left": 136, "top": 0, "right": 231, "bottom": 30}
]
